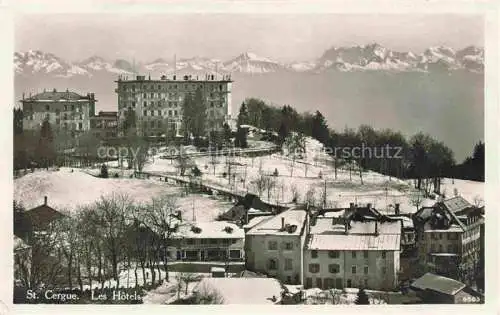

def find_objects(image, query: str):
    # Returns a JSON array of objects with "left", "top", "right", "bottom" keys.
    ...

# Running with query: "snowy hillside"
[{"left": 14, "top": 168, "right": 232, "bottom": 220}]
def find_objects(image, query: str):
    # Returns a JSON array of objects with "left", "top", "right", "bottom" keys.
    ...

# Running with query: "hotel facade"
[{"left": 115, "top": 74, "right": 232, "bottom": 137}]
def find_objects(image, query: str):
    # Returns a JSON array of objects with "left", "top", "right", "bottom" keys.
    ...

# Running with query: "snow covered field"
[
  {"left": 144, "top": 137, "right": 439, "bottom": 214},
  {"left": 440, "top": 178, "right": 484, "bottom": 205},
  {"left": 14, "top": 167, "right": 233, "bottom": 221}
]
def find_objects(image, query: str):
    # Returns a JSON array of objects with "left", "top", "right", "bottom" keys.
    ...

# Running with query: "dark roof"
[
  {"left": 23, "top": 90, "right": 93, "bottom": 102},
  {"left": 410, "top": 273, "right": 466, "bottom": 296},
  {"left": 25, "top": 204, "right": 65, "bottom": 229},
  {"left": 97, "top": 111, "right": 118, "bottom": 117},
  {"left": 441, "top": 196, "right": 472, "bottom": 214}
]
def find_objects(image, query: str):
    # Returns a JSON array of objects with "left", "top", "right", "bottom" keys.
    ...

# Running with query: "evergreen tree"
[
  {"left": 14, "top": 108, "right": 24, "bottom": 135},
  {"left": 235, "top": 126, "right": 248, "bottom": 148},
  {"left": 222, "top": 122, "right": 232, "bottom": 146},
  {"left": 100, "top": 164, "right": 109, "bottom": 178},
  {"left": 192, "top": 87, "right": 206, "bottom": 138},
  {"left": 35, "top": 118, "right": 55, "bottom": 168},
  {"left": 355, "top": 288, "right": 370, "bottom": 305},
  {"left": 311, "top": 110, "right": 329, "bottom": 144},
  {"left": 237, "top": 102, "right": 249, "bottom": 126}
]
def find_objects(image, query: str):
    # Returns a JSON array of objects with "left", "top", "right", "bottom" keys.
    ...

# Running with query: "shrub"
[
  {"left": 114, "top": 173, "right": 119, "bottom": 178},
  {"left": 273, "top": 168, "right": 279, "bottom": 177},
  {"left": 100, "top": 164, "right": 109, "bottom": 178}
]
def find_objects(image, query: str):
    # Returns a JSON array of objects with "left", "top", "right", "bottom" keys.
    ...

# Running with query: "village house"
[
  {"left": 168, "top": 221, "right": 244, "bottom": 262},
  {"left": 303, "top": 204, "right": 402, "bottom": 290},
  {"left": 410, "top": 272, "right": 483, "bottom": 304},
  {"left": 22, "top": 196, "right": 65, "bottom": 232},
  {"left": 413, "top": 196, "right": 484, "bottom": 284},
  {"left": 244, "top": 206, "right": 308, "bottom": 285}
]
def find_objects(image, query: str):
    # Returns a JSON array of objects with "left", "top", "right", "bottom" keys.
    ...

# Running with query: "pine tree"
[
  {"left": 35, "top": 118, "right": 55, "bottom": 168},
  {"left": 311, "top": 110, "right": 329, "bottom": 144},
  {"left": 355, "top": 288, "right": 370, "bottom": 305},
  {"left": 237, "top": 102, "right": 249, "bottom": 126}
]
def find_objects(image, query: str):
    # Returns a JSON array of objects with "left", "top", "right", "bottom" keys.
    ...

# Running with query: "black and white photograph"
[{"left": 8, "top": 1, "right": 495, "bottom": 308}]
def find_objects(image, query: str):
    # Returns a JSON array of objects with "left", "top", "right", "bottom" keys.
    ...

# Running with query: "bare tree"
[
  {"left": 410, "top": 191, "right": 424, "bottom": 212},
  {"left": 284, "top": 133, "right": 306, "bottom": 177},
  {"left": 94, "top": 193, "right": 132, "bottom": 288},
  {"left": 305, "top": 186, "right": 317, "bottom": 207},
  {"left": 194, "top": 282, "right": 225, "bottom": 304},
  {"left": 139, "top": 195, "right": 185, "bottom": 283},
  {"left": 473, "top": 195, "right": 484, "bottom": 208},
  {"left": 290, "top": 184, "right": 300, "bottom": 203}
]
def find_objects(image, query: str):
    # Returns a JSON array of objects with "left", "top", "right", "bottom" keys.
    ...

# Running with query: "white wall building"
[{"left": 303, "top": 216, "right": 402, "bottom": 290}]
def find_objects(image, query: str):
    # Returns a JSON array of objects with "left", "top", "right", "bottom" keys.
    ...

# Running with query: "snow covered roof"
[
  {"left": 246, "top": 208, "right": 307, "bottom": 236},
  {"left": 243, "top": 216, "right": 270, "bottom": 229},
  {"left": 23, "top": 90, "right": 93, "bottom": 102},
  {"left": 441, "top": 196, "right": 472, "bottom": 213},
  {"left": 411, "top": 273, "right": 466, "bottom": 296},
  {"left": 310, "top": 218, "right": 402, "bottom": 235},
  {"left": 388, "top": 216, "right": 414, "bottom": 229},
  {"left": 194, "top": 278, "right": 283, "bottom": 304},
  {"left": 172, "top": 221, "right": 244, "bottom": 239},
  {"left": 307, "top": 233, "right": 400, "bottom": 251}
]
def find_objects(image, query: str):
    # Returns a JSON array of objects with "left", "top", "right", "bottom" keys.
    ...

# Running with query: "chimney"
[
  {"left": 367, "top": 203, "right": 372, "bottom": 209},
  {"left": 349, "top": 202, "right": 355, "bottom": 209},
  {"left": 281, "top": 217, "right": 285, "bottom": 230},
  {"left": 395, "top": 203, "right": 400, "bottom": 216},
  {"left": 44, "top": 196, "right": 47, "bottom": 206}
]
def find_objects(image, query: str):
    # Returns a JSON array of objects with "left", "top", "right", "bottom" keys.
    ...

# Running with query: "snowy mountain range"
[{"left": 14, "top": 44, "right": 484, "bottom": 77}]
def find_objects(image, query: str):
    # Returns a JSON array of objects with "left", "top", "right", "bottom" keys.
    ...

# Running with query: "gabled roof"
[
  {"left": 23, "top": 90, "right": 92, "bottom": 102},
  {"left": 441, "top": 196, "right": 472, "bottom": 213},
  {"left": 25, "top": 204, "right": 65, "bottom": 228},
  {"left": 411, "top": 273, "right": 466, "bottom": 296},
  {"left": 246, "top": 208, "right": 307, "bottom": 236},
  {"left": 172, "top": 221, "right": 244, "bottom": 239}
]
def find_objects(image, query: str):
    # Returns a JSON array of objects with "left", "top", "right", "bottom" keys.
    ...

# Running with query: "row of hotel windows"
[
  {"left": 125, "top": 92, "right": 223, "bottom": 99},
  {"left": 305, "top": 277, "right": 369, "bottom": 289},
  {"left": 430, "top": 232, "right": 460, "bottom": 240},
  {"left": 143, "top": 109, "right": 179, "bottom": 117},
  {"left": 430, "top": 243, "right": 459, "bottom": 252},
  {"left": 121, "top": 101, "right": 224, "bottom": 109},
  {"left": 34, "top": 104, "right": 85, "bottom": 112},
  {"left": 307, "top": 263, "right": 387, "bottom": 275},
  {"left": 310, "top": 250, "right": 387, "bottom": 259},
  {"left": 121, "top": 84, "right": 225, "bottom": 92},
  {"left": 183, "top": 238, "right": 239, "bottom": 245},
  {"left": 268, "top": 241, "right": 294, "bottom": 250}
]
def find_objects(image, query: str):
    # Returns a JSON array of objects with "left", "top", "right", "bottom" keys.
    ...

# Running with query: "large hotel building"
[
  {"left": 20, "top": 89, "right": 97, "bottom": 137},
  {"left": 115, "top": 74, "right": 232, "bottom": 137}
]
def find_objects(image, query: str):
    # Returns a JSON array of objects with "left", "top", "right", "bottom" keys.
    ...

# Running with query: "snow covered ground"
[
  {"left": 14, "top": 167, "right": 233, "bottom": 221},
  {"left": 440, "top": 178, "right": 484, "bottom": 205},
  {"left": 144, "top": 137, "right": 438, "bottom": 214}
]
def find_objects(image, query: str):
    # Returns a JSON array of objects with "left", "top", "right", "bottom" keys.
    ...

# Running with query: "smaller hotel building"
[
  {"left": 168, "top": 221, "right": 244, "bottom": 262},
  {"left": 303, "top": 209, "right": 402, "bottom": 290}
]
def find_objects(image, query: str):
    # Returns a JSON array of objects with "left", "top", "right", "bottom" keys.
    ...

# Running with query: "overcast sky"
[{"left": 15, "top": 14, "right": 483, "bottom": 62}]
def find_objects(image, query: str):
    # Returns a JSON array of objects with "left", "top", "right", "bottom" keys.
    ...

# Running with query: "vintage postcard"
[{"left": 5, "top": 0, "right": 498, "bottom": 312}]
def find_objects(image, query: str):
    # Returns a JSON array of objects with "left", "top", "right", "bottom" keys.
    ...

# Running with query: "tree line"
[
  {"left": 14, "top": 194, "right": 185, "bottom": 292},
  {"left": 236, "top": 98, "right": 485, "bottom": 193}
]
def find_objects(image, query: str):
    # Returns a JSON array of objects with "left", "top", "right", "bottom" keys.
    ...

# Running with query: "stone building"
[
  {"left": 244, "top": 206, "right": 309, "bottom": 285},
  {"left": 303, "top": 212, "right": 401, "bottom": 290},
  {"left": 115, "top": 74, "right": 232, "bottom": 137},
  {"left": 413, "top": 196, "right": 484, "bottom": 284},
  {"left": 21, "top": 89, "right": 96, "bottom": 136},
  {"left": 90, "top": 111, "right": 118, "bottom": 139},
  {"left": 168, "top": 221, "right": 244, "bottom": 263}
]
